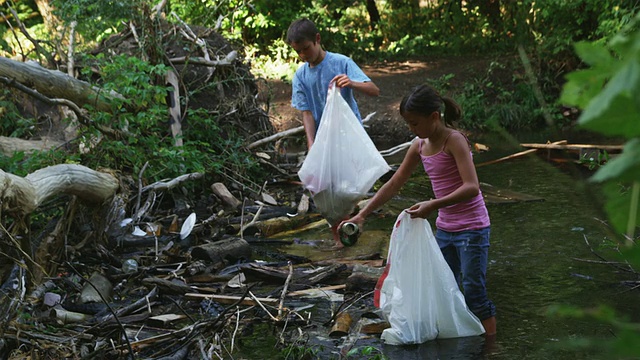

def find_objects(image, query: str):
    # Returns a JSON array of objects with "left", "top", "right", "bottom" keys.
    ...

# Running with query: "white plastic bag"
[
  {"left": 297, "top": 86, "right": 390, "bottom": 225},
  {"left": 375, "top": 211, "right": 485, "bottom": 345}
]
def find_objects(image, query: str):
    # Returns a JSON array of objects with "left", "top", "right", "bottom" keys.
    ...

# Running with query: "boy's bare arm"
[
  {"left": 352, "top": 80, "right": 380, "bottom": 97},
  {"left": 331, "top": 74, "right": 380, "bottom": 97},
  {"left": 301, "top": 110, "right": 316, "bottom": 149}
]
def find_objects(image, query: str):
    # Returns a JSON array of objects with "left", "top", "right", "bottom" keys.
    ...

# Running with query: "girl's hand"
[
  {"left": 405, "top": 200, "right": 436, "bottom": 219},
  {"left": 340, "top": 213, "right": 365, "bottom": 232}
]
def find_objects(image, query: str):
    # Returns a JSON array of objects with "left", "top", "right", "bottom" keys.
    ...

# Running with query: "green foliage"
[
  {"left": 578, "top": 150, "right": 610, "bottom": 171},
  {"left": 9, "top": 54, "right": 262, "bottom": 185},
  {"left": 0, "top": 147, "right": 80, "bottom": 178},
  {"left": 546, "top": 304, "right": 640, "bottom": 358},
  {"left": 561, "top": 13, "right": 640, "bottom": 236},
  {"left": 281, "top": 343, "right": 319, "bottom": 360},
  {"left": 248, "top": 39, "right": 300, "bottom": 81},
  {"left": 170, "top": 0, "right": 309, "bottom": 51},
  {"left": 0, "top": 90, "right": 36, "bottom": 138},
  {"left": 2, "top": 0, "right": 42, "bottom": 28},
  {"left": 556, "top": 12, "right": 640, "bottom": 359},
  {"left": 52, "top": 0, "right": 138, "bottom": 44},
  {"left": 427, "top": 63, "right": 560, "bottom": 132},
  {"left": 346, "top": 345, "right": 388, "bottom": 359}
]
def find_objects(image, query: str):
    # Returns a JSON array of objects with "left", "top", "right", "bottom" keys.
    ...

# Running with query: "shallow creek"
[{"left": 244, "top": 132, "right": 638, "bottom": 359}]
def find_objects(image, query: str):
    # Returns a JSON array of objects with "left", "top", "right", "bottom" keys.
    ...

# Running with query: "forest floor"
[{"left": 262, "top": 54, "right": 515, "bottom": 146}]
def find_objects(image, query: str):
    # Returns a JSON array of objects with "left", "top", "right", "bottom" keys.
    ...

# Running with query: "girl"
[{"left": 342, "top": 84, "right": 497, "bottom": 336}]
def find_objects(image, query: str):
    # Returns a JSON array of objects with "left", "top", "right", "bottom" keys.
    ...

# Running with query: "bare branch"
[{"left": 169, "top": 51, "right": 238, "bottom": 67}]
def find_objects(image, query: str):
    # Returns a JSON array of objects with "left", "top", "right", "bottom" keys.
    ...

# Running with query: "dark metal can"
[{"left": 339, "top": 222, "right": 360, "bottom": 247}]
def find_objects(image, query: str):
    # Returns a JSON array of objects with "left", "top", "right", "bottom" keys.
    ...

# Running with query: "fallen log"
[
  {"left": 519, "top": 143, "right": 623, "bottom": 151},
  {"left": 345, "top": 273, "right": 379, "bottom": 294},
  {"left": 345, "top": 264, "right": 384, "bottom": 293},
  {"left": 476, "top": 140, "right": 567, "bottom": 167},
  {"left": 230, "top": 213, "right": 323, "bottom": 237},
  {"left": 211, "top": 182, "right": 242, "bottom": 209},
  {"left": 0, "top": 136, "right": 64, "bottom": 156},
  {"left": 190, "top": 237, "right": 252, "bottom": 268},
  {"left": 0, "top": 56, "right": 129, "bottom": 112},
  {"left": 0, "top": 164, "right": 118, "bottom": 216},
  {"left": 246, "top": 112, "right": 376, "bottom": 149},
  {"left": 360, "top": 318, "right": 390, "bottom": 335}
]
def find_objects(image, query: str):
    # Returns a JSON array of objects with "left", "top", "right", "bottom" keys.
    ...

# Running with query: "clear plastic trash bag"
[
  {"left": 297, "top": 86, "right": 390, "bottom": 225},
  {"left": 374, "top": 211, "right": 485, "bottom": 345}
]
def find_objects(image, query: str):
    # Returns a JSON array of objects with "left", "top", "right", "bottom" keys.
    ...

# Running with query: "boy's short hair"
[{"left": 286, "top": 18, "right": 319, "bottom": 44}]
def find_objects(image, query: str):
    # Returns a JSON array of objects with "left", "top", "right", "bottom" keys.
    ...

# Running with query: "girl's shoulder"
[{"left": 444, "top": 130, "right": 473, "bottom": 153}]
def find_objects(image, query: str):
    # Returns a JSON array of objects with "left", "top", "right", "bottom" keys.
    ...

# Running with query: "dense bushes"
[{"left": 0, "top": 0, "right": 638, "bottom": 180}]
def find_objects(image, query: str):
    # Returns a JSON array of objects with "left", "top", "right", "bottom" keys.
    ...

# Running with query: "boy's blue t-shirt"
[{"left": 291, "top": 51, "right": 371, "bottom": 132}]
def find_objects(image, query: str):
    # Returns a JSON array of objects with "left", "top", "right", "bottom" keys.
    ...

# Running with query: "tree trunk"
[
  {"left": 33, "top": 0, "right": 58, "bottom": 33},
  {"left": 366, "top": 0, "right": 381, "bottom": 29},
  {"left": 0, "top": 56, "right": 127, "bottom": 113}
]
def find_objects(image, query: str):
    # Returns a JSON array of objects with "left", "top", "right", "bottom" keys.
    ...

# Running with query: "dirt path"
[{"left": 264, "top": 56, "right": 499, "bottom": 145}]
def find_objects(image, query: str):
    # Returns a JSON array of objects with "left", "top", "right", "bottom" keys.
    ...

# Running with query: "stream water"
[{"left": 244, "top": 131, "right": 638, "bottom": 359}]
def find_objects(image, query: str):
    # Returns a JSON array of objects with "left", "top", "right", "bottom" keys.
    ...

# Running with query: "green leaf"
[
  {"left": 574, "top": 41, "right": 614, "bottom": 67},
  {"left": 619, "top": 245, "right": 640, "bottom": 274},
  {"left": 591, "top": 139, "right": 640, "bottom": 183},
  {"left": 578, "top": 60, "right": 640, "bottom": 137},
  {"left": 600, "top": 182, "right": 640, "bottom": 234},
  {"left": 560, "top": 69, "right": 609, "bottom": 108},
  {"left": 612, "top": 329, "right": 640, "bottom": 358}
]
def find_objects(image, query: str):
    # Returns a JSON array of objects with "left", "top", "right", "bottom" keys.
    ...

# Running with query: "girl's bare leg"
[{"left": 482, "top": 316, "right": 496, "bottom": 336}]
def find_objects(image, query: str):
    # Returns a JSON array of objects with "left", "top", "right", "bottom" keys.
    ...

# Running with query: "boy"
[
  {"left": 286, "top": 18, "right": 380, "bottom": 149},
  {"left": 287, "top": 18, "right": 380, "bottom": 247}
]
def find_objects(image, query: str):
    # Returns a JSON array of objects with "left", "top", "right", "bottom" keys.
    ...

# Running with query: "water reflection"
[
  {"left": 382, "top": 336, "right": 489, "bottom": 360},
  {"left": 272, "top": 133, "right": 636, "bottom": 360}
]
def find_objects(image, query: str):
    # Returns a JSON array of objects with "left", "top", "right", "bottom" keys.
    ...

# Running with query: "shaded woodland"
[{"left": 0, "top": 0, "right": 639, "bottom": 359}]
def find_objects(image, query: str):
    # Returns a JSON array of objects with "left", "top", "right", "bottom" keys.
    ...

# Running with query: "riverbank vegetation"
[
  {"left": 1, "top": 0, "right": 639, "bottom": 358},
  {"left": 1, "top": 0, "right": 637, "bottom": 181}
]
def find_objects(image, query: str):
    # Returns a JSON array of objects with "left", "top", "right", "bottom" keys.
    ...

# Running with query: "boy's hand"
[
  {"left": 331, "top": 75, "right": 380, "bottom": 97},
  {"left": 330, "top": 74, "right": 352, "bottom": 89}
]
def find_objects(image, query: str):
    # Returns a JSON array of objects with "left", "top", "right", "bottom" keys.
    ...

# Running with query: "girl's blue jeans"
[{"left": 435, "top": 226, "right": 496, "bottom": 321}]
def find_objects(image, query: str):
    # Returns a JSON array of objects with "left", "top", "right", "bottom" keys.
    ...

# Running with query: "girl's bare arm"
[{"left": 350, "top": 139, "right": 420, "bottom": 222}]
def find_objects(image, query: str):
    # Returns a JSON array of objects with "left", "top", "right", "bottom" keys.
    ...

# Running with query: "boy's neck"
[{"left": 309, "top": 49, "right": 326, "bottom": 67}]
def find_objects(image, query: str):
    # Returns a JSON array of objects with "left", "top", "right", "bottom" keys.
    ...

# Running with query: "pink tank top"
[{"left": 419, "top": 133, "right": 490, "bottom": 232}]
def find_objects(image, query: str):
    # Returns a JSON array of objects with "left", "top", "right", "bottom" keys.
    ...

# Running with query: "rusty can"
[{"left": 339, "top": 222, "right": 360, "bottom": 247}]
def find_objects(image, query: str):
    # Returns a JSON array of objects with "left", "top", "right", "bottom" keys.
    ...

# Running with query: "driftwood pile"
[
  {"left": 0, "top": 10, "right": 394, "bottom": 356},
  {"left": 0, "top": 163, "right": 390, "bottom": 359}
]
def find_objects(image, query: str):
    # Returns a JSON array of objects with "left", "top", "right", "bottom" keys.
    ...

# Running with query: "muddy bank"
[{"left": 262, "top": 55, "right": 508, "bottom": 145}]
